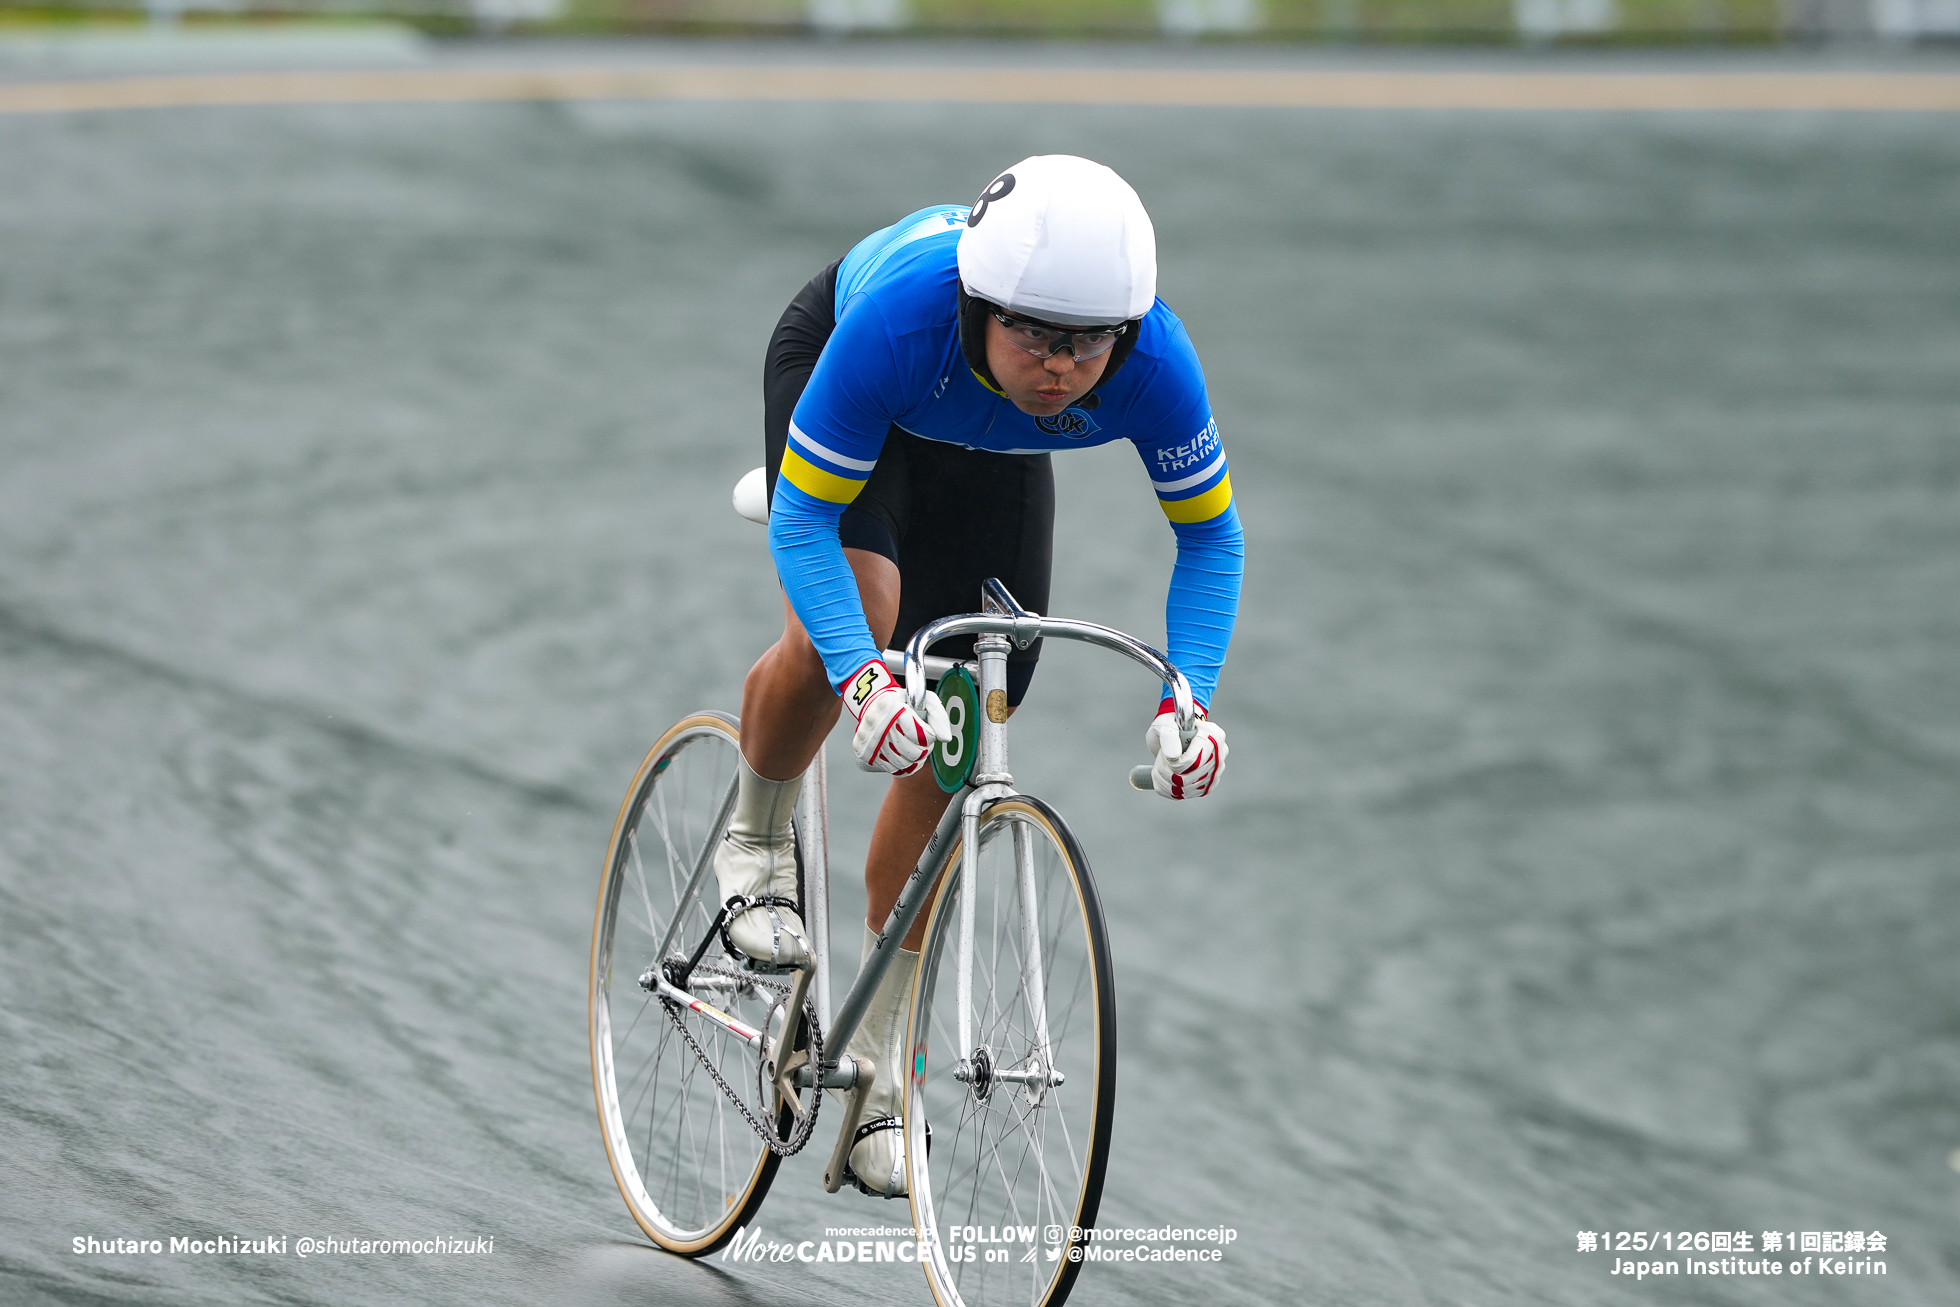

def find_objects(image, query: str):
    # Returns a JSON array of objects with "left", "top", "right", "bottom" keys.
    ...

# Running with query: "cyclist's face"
[{"left": 985, "top": 315, "right": 1110, "bottom": 417}]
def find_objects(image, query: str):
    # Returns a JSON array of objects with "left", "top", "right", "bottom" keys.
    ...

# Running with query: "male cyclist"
[{"left": 715, "top": 155, "right": 1243, "bottom": 1197}]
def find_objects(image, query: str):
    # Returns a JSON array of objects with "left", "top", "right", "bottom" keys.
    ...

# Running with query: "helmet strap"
[{"left": 957, "top": 285, "right": 1006, "bottom": 396}]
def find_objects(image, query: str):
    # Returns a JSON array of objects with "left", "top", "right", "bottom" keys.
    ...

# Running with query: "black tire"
[{"left": 906, "top": 795, "right": 1117, "bottom": 1307}]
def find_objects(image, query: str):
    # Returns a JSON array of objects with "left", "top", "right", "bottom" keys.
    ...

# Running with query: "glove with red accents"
[
  {"left": 844, "top": 660, "right": 952, "bottom": 778},
  {"left": 1145, "top": 700, "right": 1228, "bottom": 800}
]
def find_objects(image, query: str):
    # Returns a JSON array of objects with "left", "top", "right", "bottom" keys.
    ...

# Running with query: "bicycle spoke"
[
  {"left": 914, "top": 797, "right": 1112, "bottom": 1307},
  {"left": 592, "top": 716, "right": 790, "bottom": 1254}
]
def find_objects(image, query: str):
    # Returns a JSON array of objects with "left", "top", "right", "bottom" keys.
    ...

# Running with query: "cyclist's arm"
[
  {"left": 767, "top": 300, "right": 907, "bottom": 694},
  {"left": 1126, "top": 323, "right": 1243, "bottom": 711},
  {"left": 1142, "top": 421, "right": 1243, "bottom": 712}
]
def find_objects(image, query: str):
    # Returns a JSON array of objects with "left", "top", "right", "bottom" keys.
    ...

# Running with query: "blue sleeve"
[
  {"left": 1125, "top": 322, "right": 1244, "bottom": 711},
  {"left": 1140, "top": 425, "right": 1244, "bottom": 712},
  {"left": 766, "top": 297, "right": 909, "bottom": 693},
  {"left": 1162, "top": 500, "right": 1244, "bottom": 712}
]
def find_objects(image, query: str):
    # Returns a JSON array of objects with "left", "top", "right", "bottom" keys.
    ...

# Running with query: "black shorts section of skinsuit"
[{"left": 762, "top": 259, "right": 1053, "bottom": 707}]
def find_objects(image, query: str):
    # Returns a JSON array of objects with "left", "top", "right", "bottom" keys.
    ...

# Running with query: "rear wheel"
[
  {"left": 589, "top": 712, "right": 795, "bottom": 1255},
  {"left": 907, "top": 795, "right": 1117, "bottom": 1307}
]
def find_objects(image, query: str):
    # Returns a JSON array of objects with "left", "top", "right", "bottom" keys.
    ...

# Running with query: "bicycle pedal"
[{"left": 840, "top": 1163, "right": 902, "bottom": 1199}]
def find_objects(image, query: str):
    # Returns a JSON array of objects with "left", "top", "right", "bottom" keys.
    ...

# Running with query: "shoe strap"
[
  {"left": 852, "top": 1114, "right": 901, "bottom": 1146},
  {"left": 716, "top": 894, "right": 805, "bottom": 967}
]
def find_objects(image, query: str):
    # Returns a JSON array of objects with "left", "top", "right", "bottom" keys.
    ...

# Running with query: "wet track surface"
[{"left": 3, "top": 40, "right": 1958, "bottom": 1306}]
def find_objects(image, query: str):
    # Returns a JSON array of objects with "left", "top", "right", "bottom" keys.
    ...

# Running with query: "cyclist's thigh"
[{"left": 889, "top": 436, "right": 1055, "bottom": 707}]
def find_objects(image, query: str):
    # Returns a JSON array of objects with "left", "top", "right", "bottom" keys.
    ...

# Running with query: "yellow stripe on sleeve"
[
  {"left": 1160, "top": 473, "right": 1233, "bottom": 524},
  {"left": 780, "top": 445, "right": 867, "bottom": 505}
]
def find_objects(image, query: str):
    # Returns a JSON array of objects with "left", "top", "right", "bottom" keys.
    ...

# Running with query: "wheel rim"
[
  {"left": 590, "top": 715, "right": 782, "bottom": 1252},
  {"left": 909, "top": 799, "right": 1112, "bottom": 1307}
]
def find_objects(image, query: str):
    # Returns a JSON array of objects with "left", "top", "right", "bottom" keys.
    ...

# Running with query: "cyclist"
[{"left": 714, "top": 155, "right": 1243, "bottom": 1197}]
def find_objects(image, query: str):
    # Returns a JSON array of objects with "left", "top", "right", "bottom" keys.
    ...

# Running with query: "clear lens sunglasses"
[{"left": 991, "top": 311, "right": 1127, "bottom": 362}]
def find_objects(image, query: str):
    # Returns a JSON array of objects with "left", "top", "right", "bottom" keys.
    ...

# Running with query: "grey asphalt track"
[{"left": 3, "top": 38, "right": 1958, "bottom": 1307}]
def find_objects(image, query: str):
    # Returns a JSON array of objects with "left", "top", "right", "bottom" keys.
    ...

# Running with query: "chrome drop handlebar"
[
  {"left": 900, "top": 612, "right": 1196, "bottom": 733},
  {"left": 885, "top": 580, "right": 1197, "bottom": 793},
  {"left": 900, "top": 579, "right": 1197, "bottom": 750}
]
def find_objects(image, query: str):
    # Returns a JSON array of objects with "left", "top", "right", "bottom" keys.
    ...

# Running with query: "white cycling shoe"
[
  {"left": 711, "top": 756, "right": 810, "bottom": 969},
  {"left": 835, "top": 924, "right": 916, "bottom": 1198}
]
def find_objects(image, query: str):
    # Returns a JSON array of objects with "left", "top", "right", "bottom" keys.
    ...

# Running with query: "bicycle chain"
[{"left": 660, "top": 963, "right": 823, "bottom": 1157}]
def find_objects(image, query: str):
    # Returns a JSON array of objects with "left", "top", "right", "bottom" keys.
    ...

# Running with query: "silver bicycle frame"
[
  {"left": 664, "top": 580, "right": 1195, "bottom": 1095},
  {"left": 795, "top": 745, "right": 831, "bottom": 1034},
  {"left": 819, "top": 579, "right": 1197, "bottom": 1068}
]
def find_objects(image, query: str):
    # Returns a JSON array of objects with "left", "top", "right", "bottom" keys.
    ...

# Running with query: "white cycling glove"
[
  {"left": 1145, "top": 702, "right": 1228, "bottom": 800},
  {"left": 844, "top": 660, "right": 952, "bottom": 778}
]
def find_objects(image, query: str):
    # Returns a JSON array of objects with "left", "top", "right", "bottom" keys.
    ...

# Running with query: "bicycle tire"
[
  {"left": 589, "top": 711, "right": 791, "bottom": 1256},
  {"left": 907, "top": 795, "right": 1117, "bottom": 1307}
]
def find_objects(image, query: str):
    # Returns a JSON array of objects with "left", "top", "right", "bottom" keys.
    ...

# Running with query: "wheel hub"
[{"left": 955, "top": 1045, "right": 997, "bottom": 1104}]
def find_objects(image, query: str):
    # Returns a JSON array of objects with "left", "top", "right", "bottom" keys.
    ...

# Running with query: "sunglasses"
[{"left": 990, "top": 311, "right": 1127, "bottom": 362}]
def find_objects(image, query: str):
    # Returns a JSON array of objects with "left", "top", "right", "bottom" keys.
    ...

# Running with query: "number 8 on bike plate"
[{"left": 932, "top": 666, "right": 980, "bottom": 793}]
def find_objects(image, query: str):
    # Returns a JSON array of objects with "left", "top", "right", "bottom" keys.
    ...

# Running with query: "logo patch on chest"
[{"left": 1034, "top": 408, "right": 1100, "bottom": 440}]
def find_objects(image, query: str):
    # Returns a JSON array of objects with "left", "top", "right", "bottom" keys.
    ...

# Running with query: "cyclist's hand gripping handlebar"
[
  {"left": 893, "top": 582, "right": 1204, "bottom": 792},
  {"left": 1135, "top": 707, "right": 1227, "bottom": 798},
  {"left": 846, "top": 659, "right": 952, "bottom": 777}
]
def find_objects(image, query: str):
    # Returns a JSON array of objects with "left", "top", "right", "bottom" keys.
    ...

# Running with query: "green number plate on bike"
[{"left": 932, "top": 665, "right": 980, "bottom": 793}]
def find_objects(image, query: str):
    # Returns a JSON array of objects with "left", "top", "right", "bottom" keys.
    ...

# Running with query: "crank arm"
[
  {"left": 764, "top": 967, "right": 816, "bottom": 1119},
  {"left": 822, "top": 1055, "right": 874, "bottom": 1193}
]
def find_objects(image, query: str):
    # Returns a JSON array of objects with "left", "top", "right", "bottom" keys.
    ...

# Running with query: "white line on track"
[{"left": 3, "top": 65, "right": 1960, "bottom": 115}]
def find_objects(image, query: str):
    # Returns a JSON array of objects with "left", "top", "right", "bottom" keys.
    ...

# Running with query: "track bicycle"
[{"left": 589, "top": 575, "right": 1201, "bottom": 1307}]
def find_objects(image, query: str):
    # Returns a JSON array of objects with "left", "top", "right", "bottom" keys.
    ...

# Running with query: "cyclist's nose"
[{"left": 1043, "top": 350, "right": 1077, "bottom": 374}]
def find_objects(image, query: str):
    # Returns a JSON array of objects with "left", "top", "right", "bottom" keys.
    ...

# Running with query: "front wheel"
[{"left": 907, "top": 795, "right": 1117, "bottom": 1307}]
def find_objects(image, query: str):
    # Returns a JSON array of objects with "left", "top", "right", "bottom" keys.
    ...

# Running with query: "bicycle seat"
[{"left": 733, "top": 467, "right": 769, "bottom": 524}]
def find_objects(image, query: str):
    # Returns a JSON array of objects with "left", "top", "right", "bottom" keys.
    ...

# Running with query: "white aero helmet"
[{"left": 957, "top": 155, "right": 1157, "bottom": 327}]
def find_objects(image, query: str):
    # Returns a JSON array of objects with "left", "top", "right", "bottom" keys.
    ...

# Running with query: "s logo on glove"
[
  {"left": 1145, "top": 705, "right": 1228, "bottom": 800},
  {"left": 845, "top": 660, "right": 953, "bottom": 778}
]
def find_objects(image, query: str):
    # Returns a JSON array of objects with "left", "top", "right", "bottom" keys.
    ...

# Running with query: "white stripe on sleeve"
[
  {"left": 1150, "top": 450, "right": 1225, "bottom": 494},
  {"left": 788, "top": 421, "right": 880, "bottom": 473}
]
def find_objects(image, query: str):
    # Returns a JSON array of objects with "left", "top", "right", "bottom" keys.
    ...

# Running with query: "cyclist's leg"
[
  {"left": 861, "top": 442, "right": 1054, "bottom": 943},
  {"left": 720, "top": 257, "right": 898, "bottom": 965},
  {"left": 720, "top": 548, "right": 898, "bottom": 967},
  {"left": 839, "top": 441, "right": 1054, "bottom": 1196},
  {"left": 864, "top": 768, "right": 955, "bottom": 949}
]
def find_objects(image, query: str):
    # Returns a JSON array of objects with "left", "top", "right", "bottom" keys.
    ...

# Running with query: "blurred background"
[
  {"left": 2, "top": 10, "right": 1958, "bottom": 1307},
  {"left": 4, "top": 0, "right": 1960, "bottom": 52}
]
